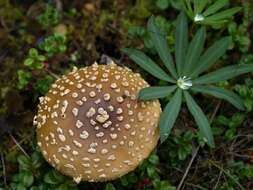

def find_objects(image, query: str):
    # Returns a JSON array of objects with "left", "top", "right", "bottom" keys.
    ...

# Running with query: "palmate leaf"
[
  {"left": 184, "top": 27, "right": 206, "bottom": 76},
  {"left": 203, "top": 0, "right": 228, "bottom": 17},
  {"left": 138, "top": 85, "right": 177, "bottom": 100},
  {"left": 184, "top": 91, "right": 214, "bottom": 147},
  {"left": 193, "top": 0, "right": 208, "bottom": 14},
  {"left": 175, "top": 12, "right": 188, "bottom": 76},
  {"left": 121, "top": 48, "right": 175, "bottom": 83},
  {"left": 191, "top": 85, "right": 245, "bottom": 110},
  {"left": 160, "top": 89, "right": 182, "bottom": 143},
  {"left": 190, "top": 36, "right": 231, "bottom": 78},
  {"left": 182, "top": 0, "right": 194, "bottom": 18},
  {"left": 193, "top": 64, "right": 253, "bottom": 85},
  {"left": 204, "top": 7, "right": 242, "bottom": 22},
  {"left": 147, "top": 16, "right": 178, "bottom": 79}
]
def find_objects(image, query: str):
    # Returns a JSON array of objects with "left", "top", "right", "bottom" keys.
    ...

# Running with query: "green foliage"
[
  {"left": 39, "top": 33, "right": 67, "bottom": 57},
  {"left": 128, "top": 15, "right": 174, "bottom": 50},
  {"left": 159, "top": 89, "right": 182, "bottom": 142},
  {"left": 122, "top": 12, "right": 253, "bottom": 147},
  {"left": 122, "top": 48, "right": 175, "bottom": 83},
  {"left": 155, "top": 0, "right": 182, "bottom": 10},
  {"left": 148, "top": 16, "right": 177, "bottom": 78},
  {"left": 182, "top": 0, "right": 241, "bottom": 28},
  {"left": 130, "top": 0, "right": 153, "bottom": 19},
  {"left": 139, "top": 86, "right": 177, "bottom": 100},
  {"left": 105, "top": 183, "right": 116, "bottom": 190},
  {"left": 228, "top": 21, "right": 251, "bottom": 53},
  {"left": 215, "top": 113, "right": 245, "bottom": 141},
  {"left": 128, "top": 26, "right": 154, "bottom": 50},
  {"left": 160, "top": 130, "right": 195, "bottom": 166},
  {"left": 153, "top": 180, "right": 176, "bottom": 190},
  {"left": 36, "top": 5, "right": 60, "bottom": 28},
  {"left": 9, "top": 152, "right": 78, "bottom": 190},
  {"left": 17, "top": 70, "right": 32, "bottom": 90},
  {"left": 213, "top": 161, "right": 253, "bottom": 190},
  {"left": 227, "top": 1, "right": 251, "bottom": 53},
  {"left": 34, "top": 76, "right": 54, "bottom": 95},
  {"left": 192, "top": 86, "right": 244, "bottom": 110},
  {"left": 156, "top": 0, "right": 170, "bottom": 10},
  {"left": 184, "top": 91, "right": 214, "bottom": 145},
  {"left": 17, "top": 33, "right": 66, "bottom": 91},
  {"left": 3, "top": 1, "right": 253, "bottom": 190},
  {"left": 234, "top": 78, "right": 253, "bottom": 112},
  {"left": 24, "top": 48, "right": 46, "bottom": 70}
]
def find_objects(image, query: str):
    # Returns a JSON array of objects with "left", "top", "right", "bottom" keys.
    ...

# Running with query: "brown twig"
[
  {"left": 177, "top": 100, "right": 222, "bottom": 190},
  {"left": 45, "top": 68, "right": 60, "bottom": 79},
  {"left": 208, "top": 159, "right": 245, "bottom": 190},
  {"left": 185, "top": 182, "right": 208, "bottom": 190},
  {"left": 177, "top": 145, "right": 200, "bottom": 190},
  {"left": 213, "top": 170, "right": 222, "bottom": 190},
  {"left": 10, "top": 134, "right": 33, "bottom": 152},
  {"left": 9, "top": 133, "right": 29, "bottom": 158}
]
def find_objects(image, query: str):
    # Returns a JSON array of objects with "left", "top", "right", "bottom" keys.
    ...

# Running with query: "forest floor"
[{"left": 0, "top": 0, "right": 253, "bottom": 190}]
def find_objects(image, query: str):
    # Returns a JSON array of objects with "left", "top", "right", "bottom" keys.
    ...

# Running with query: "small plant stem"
[
  {"left": 0, "top": 152, "right": 7, "bottom": 187},
  {"left": 177, "top": 145, "right": 200, "bottom": 190},
  {"left": 45, "top": 68, "right": 60, "bottom": 79},
  {"left": 208, "top": 160, "right": 245, "bottom": 190},
  {"left": 177, "top": 100, "right": 221, "bottom": 190},
  {"left": 213, "top": 170, "right": 222, "bottom": 190},
  {"left": 10, "top": 134, "right": 32, "bottom": 152},
  {"left": 185, "top": 182, "right": 208, "bottom": 190},
  {"left": 228, "top": 152, "right": 252, "bottom": 159},
  {"left": 9, "top": 133, "right": 29, "bottom": 158},
  {"left": 210, "top": 100, "right": 222, "bottom": 123}
]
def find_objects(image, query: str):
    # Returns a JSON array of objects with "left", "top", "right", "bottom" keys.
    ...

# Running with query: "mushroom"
[{"left": 33, "top": 62, "right": 161, "bottom": 182}]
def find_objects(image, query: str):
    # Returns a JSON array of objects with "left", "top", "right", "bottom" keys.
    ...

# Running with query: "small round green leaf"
[
  {"left": 105, "top": 183, "right": 116, "bottom": 190},
  {"left": 22, "top": 171, "right": 34, "bottom": 187}
]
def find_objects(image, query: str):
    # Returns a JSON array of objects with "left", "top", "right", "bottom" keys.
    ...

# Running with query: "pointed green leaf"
[
  {"left": 202, "top": 19, "right": 228, "bottom": 26},
  {"left": 138, "top": 85, "right": 177, "bottom": 100},
  {"left": 184, "top": 91, "right": 214, "bottom": 147},
  {"left": 160, "top": 89, "right": 182, "bottom": 143},
  {"left": 194, "top": 0, "right": 208, "bottom": 14},
  {"left": 182, "top": 0, "right": 194, "bottom": 18},
  {"left": 184, "top": 27, "right": 206, "bottom": 76},
  {"left": 190, "top": 37, "right": 231, "bottom": 77},
  {"left": 204, "top": 7, "right": 241, "bottom": 21},
  {"left": 184, "top": 0, "right": 194, "bottom": 15},
  {"left": 203, "top": 0, "right": 228, "bottom": 17},
  {"left": 191, "top": 85, "right": 245, "bottom": 110},
  {"left": 122, "top": 48, "right": 175, "bottom": 83},
  {"left": 175, "top": 12, "right": 188, "bottom": 76},
  {"left": 193, "top": 64, "right": 253, "bottom": 85},
  {"left": 148, "top": 16, "right": 178, "bottom": 79}
]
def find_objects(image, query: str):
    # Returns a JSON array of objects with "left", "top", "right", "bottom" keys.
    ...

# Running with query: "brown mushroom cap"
[{"left": 34, "top": 63, "right": 161, "bottom": 182}]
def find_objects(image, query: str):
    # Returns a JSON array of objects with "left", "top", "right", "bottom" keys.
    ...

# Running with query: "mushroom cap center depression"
[{"left": 34, "top": 63, "right": 161, "bottom": 182}]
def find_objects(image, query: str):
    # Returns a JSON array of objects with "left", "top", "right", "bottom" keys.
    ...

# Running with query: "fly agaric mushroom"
[{"left": 33, "top": 62, "right": 161, "bottom": 183}]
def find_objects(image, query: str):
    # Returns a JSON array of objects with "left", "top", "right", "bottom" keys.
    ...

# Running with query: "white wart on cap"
[{"left": 34, "top": 63, "right": 161, "bottom": 183}]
